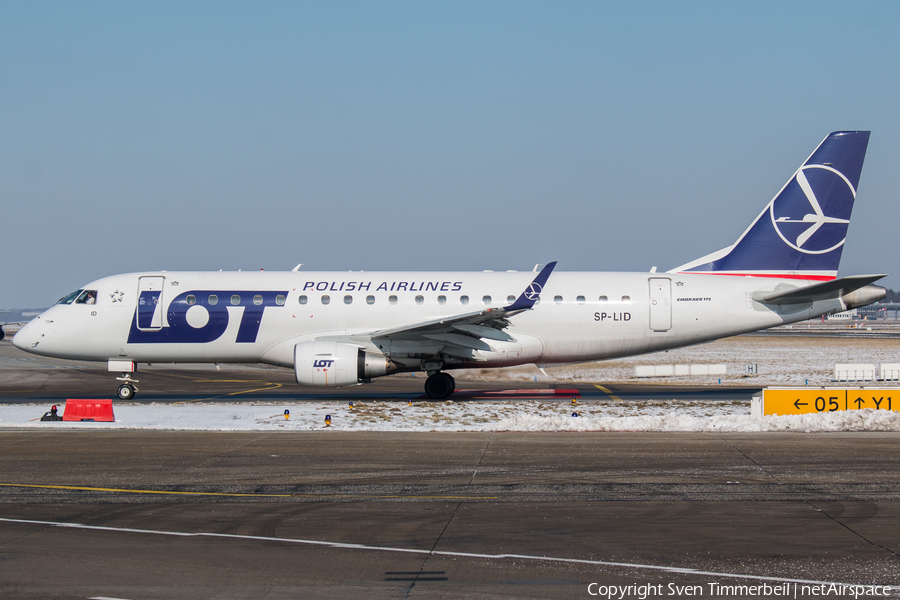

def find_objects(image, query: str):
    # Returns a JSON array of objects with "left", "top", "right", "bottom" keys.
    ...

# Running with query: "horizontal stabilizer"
[{"left": 759, "top": 274, "right": 886, "bottom": 305}]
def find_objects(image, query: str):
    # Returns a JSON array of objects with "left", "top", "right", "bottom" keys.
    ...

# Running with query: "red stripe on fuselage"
[{"left": 677, "top": 272, "right": 836, "bottom": 281}]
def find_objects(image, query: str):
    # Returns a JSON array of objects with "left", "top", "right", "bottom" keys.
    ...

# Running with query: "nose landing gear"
[
  {"left": 424, "top": 372, "right": 455, "bottom": 400},
  {"left": 109, "top": 360, "right": 139, "bottom": 400},
  {"left": 116, "top": 373, "right": 139, "bottom": 400}
]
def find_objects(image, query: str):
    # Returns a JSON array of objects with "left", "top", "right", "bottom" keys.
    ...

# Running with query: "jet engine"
[
  {"left": 842, "top": 285, "right": 887, "bottom": 310},
  {"left": 294, "top": 340, "right": 395, "bottom": 387}
]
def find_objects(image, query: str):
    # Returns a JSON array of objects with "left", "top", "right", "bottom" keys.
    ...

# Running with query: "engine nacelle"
[
  {"left": 842, "top": 285, "right": 887, "bottom": 310},
  {"left": 294, "top": 340, "right": 395, "bottom": 387}
]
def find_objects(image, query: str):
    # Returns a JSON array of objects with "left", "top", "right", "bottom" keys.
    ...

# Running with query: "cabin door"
[{"left": 648, "top": 277, "right": 672, "bottom": 332}]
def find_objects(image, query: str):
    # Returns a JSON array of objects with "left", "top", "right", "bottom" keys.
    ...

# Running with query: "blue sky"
[{"left": 2, "top": 1, "right": 899, "bottom": 307}]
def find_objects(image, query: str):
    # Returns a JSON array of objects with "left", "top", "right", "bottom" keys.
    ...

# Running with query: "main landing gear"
[{"left": 424, "top": 372, "right": 455, "bottom": 400}]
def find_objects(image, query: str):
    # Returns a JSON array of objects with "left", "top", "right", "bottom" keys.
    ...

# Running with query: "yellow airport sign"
[{"left": 762, "top": 389, "right": 900, "bottom": 416}]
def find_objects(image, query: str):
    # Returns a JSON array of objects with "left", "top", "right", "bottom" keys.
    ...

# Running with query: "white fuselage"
[{"left": 14, "top": 269, "right": 844, "bottom": 371}]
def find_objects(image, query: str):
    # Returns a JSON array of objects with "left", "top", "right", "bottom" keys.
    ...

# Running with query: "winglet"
[{"left": 504, "top": 261, "right": 557, "bottom": 312}]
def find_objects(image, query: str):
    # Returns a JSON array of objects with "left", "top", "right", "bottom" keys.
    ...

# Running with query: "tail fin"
[{"left": 670, "top": 131, "right": 870, "bottom": 281}]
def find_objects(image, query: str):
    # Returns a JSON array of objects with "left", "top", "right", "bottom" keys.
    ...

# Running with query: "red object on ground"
[{"left": 62, "top": 399, "right": 115, "bottom": 422}]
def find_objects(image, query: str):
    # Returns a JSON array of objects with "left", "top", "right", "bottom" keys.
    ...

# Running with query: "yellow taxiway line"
[
  {"left": 594, "top": 384, "right": 623, "bottom": 402},
  {"left": 0, "top": 483, "right": 497, "bottom": 500}
]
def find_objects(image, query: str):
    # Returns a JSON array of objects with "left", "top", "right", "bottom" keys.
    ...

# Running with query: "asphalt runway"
[{"left": 2, "top": 341, "right": 899, "bottom": 598}]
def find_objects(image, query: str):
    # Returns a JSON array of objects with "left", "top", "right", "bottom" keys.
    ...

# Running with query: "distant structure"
[
  {"left": 857, "top": 303, "right": 900, "bottom": 320},
  {"left": 827, "top": 303, "right": 900, "bottom": 320},
  {"left": 828, "top": 309, "right": 858, "bottom": 320}
]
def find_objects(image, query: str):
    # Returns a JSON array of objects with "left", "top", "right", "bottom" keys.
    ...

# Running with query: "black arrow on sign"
[
  {"left": 794, "top": 399, "right": 808, "bottom": 409},
  {"left": 853, "top": 397, "right": 866, "bottom": 409}
]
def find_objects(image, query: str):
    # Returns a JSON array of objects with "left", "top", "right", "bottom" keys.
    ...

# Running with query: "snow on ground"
[
  {"left": 463, "top": 334, "right": 900, "bottom": 387},
  {"left": 2, "top": 400, "right": 899, "bottom": 433}
]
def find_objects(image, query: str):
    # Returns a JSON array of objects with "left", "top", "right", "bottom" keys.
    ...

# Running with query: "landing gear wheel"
[
  {"left": 424, "top": 372, "right": 455, "bottom": 400},
  {"left": 117, "top": 384, "right": 135, "bottom": 400}
]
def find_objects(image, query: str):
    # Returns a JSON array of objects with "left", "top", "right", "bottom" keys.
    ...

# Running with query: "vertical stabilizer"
[{"left": 670, "top": 131, "right": 870, "bottom": 281}]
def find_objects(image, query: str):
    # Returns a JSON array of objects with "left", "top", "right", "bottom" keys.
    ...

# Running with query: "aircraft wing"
[
  {"left": 760, "top": 274, "right": 886, "bottom": 305},
  {"left": 366, "top": 262, "right": 557, "bottom": 360}
]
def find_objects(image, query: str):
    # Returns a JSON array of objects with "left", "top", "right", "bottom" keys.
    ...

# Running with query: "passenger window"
[
  {"left": 321, "top": 295, "right": 331, "bottom": 305},
  {"left": 231, "top": 295, "right": 241, "bottom": 305},
  {"left": 253, "top": 295, "right": 263, "bottom": 306},
  {"left": 58, "top": 289, "right": 83, "bottom": 305},
  {"left": 366, "top": 295, "right": 375, "bottom": 305},
  {"left": 344, "top": 295, "right": 353, "bottom": 305},
  {"left": 275, "top": 295, "right": 285, "bottom": 306},
  {"left": 554, "top": 295, "right": 563, "bottom": 304},
  {"left": 389, "top": 295, "right": 398, "bottom": 305},
  {"left": 438, "top": 295, "right": 447, "bottom": 305},
  {"left": 622, "top": 295, "right": 631, "bottom": 304},
  {"left": 507, "top": 295, "right": 515, "bottom": 304},
  {"left": 415, "top": 295, "right": 424, "bottom": 305},
  {"left": 577, "top": 295, "right": 585, "bottom": 304},
  {"left": 483, "top": 295, "right": 492, "bottom": 305},
  {"left": 208, "top": 295, "right": 218, "bottom": 305},
  {"left": 298, "top": 295, "right": 308, "bottom": 305},
  {"left": 460, "top": 295, "right": 469, "bottom": 305},
  {"left": 186, "top": 295, "right": 196, "bottom": 306},
  {"left": 75, "top": 290, "right": 98, "bottom": 305},
  {"left": 599, "top": 295, "right": 608, "bottom": 303}
]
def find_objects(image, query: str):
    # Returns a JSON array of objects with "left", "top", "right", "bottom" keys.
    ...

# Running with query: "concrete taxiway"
[{"left": 1, "top": 431, "right": 899, "bottom": 599}]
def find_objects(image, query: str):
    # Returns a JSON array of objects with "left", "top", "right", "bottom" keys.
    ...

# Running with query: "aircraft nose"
[{"left": 12, "top": 325, "right": 35, "bottom": 351}]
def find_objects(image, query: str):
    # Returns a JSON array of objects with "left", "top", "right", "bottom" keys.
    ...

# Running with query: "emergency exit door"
[{"left": 648, "top": 277, "right": 672, "bottom": 332}]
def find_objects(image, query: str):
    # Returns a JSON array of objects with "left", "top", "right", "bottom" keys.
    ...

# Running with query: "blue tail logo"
[
  {"left": 673, "top": 131, "right": 869, "bottom": 280},
  {"left": 770, "top": 164, "right": 855, "bottom": 254}
]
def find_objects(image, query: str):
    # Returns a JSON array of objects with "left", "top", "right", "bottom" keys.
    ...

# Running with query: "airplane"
[{"left": 13, "top": 131, "right": 886, "bottom": 401}]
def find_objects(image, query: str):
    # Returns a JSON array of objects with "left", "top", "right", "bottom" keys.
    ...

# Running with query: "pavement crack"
[
  {"left": 0, "top": 523, "right": 52, "bottom": 547},
  {"left": 404, "top": 501, "right": 464, "bottom": 599},
  {"left": 719, "top": 435, "right": 782, "bottom": 483},
  {"left": 468, "top": 432, "right": 493, "bottom": 485},
  {"left": 807, "top": 501, "right": 900, "bottom": 559},
  {"left": 186, "top": 436, "right": 264, "bottom": 474}
]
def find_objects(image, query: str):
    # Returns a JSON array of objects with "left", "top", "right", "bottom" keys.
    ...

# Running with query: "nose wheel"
[
  {"left": 115, "top": 373, "right": 139, "bottom": 400},
  {"left": 424, "top": 372, "right": 455, "bottom": 400}
]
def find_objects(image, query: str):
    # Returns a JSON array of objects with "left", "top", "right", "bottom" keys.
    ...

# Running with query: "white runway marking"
[{"left": 2, "top": 517, "right": 892, "bottom": 589}]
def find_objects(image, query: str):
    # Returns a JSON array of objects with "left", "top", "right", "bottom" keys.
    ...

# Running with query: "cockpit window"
[
  {"left": 75, "top": 290, "right": 98, "bottom": 305},
  {"left": 57, "top": 289, "right": 84, "bottom": 304}
]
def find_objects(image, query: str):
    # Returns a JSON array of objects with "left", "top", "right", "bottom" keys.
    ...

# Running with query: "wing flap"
[
  {"left": 422, "top": 333, "right": 493, "bottom": 351},
  {"left": 452, "top": 323, "right": 516, "bottom": 342}
]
